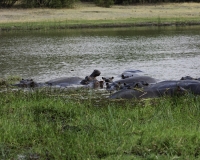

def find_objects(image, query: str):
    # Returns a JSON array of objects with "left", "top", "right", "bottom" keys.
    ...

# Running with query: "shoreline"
[
  {"left": 1, "top": 21, "right": 200, "bottom": 31},
  {"left": 0, "top": 2, "right": 200, "bottom": 31}
]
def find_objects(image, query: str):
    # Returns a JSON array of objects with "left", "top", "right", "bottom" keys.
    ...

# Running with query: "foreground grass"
[{"left": 0, "top": 85, "right": 200, "bottom": 159}]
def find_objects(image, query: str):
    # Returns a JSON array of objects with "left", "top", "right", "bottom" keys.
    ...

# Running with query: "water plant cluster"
[{"left": 1, "top": 78, "right": 200, "bottom": 159}]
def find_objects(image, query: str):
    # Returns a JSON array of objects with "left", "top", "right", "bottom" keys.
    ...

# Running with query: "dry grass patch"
[{"left": 0, "top": 2, "right": 199, "bottom": 23}]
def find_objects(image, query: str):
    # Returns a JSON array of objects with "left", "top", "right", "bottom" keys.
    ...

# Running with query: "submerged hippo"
[
  {"left": 102, "top": 77, "right": 114, "bottom": 83},
  {"left": 180, "top": 76, "right": 200, "bottom": 81},
  {"left": 46, "top": 69, "right": 103, "bottom": 89},
  {"left": 14, "top": 70, "right": 103, "bottom": 89},
  {"left": 114, "top": 75, "right": 157, "bottom": 84},
  {"left": 121, "top": 69, "right": 143, "bottom": 79},
  {"left": 13, "top": 79, "right": 41, "bottom": 88},
  {"left": 109, "top": 80, "right": 200, "bottom": 99}
]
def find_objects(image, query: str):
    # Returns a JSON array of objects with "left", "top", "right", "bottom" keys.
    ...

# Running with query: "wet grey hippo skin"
[
  {"left": 121, "top": 69, "right": 143, "bottom": 79},
  {"left": 14, "top": 70, "right": 103, "bottom": 89},
  {"left": 13, "top": 79, "right": 41, "bottom": 88},
  {"left": 46, "top": 77, "right": 83, "bottom": 86},
  {"left": 109, "top": 80, "right": 200, "bottom": 99},
  {"left": 80, "top": 69, "right": 101, "bottom": 85},
  {"left": 46, "top": 69, "right": 102, "bottom": 88},
  {"left": 113, "top": 75, "right": 157, "bottom": 86},
  {"left": 106, "top": 81, "right": 149, "bottom": 92},
  {"left": 102, "top": 77, "right": 114, "bottom": 83},
  {"left": 180, "top": 76, "right": 200, "bottom": 81}
]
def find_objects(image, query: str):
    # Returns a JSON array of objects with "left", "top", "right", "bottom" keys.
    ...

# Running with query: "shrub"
[
  {"left": 94, "top": 0, "right": 114, "bottom": 7},
  {"left": 0, "top": 0, "right": 17, "bottom": 7},
  {"left": 20, "top": 0, "right": 77, "bottom": 8}
]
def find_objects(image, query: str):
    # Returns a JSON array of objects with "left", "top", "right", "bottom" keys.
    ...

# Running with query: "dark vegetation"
[{"left": 0, "top": 0, "right": 199, "bottom": 8}]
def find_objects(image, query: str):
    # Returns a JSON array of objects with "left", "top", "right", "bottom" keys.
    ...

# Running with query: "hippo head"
[
  {"left": 180, "top": 76, "right": 194, "bottom": 80},
  {"left": 14, "top": 79, "right": 38, "bottom": 88},
  {"left": 90, "top": 70, "right": 101, "bottom": 78},
  {"left": 106, "top": 82, "right": 122, "bottom": 91},
  {"left": 102, "top": 77, "right": 114, "bottom": 83},
  {"left": 80, "top": 70, "right": 101, "bottom": 85},
  {"left": 92, "top": 80, "right": 104, "bottom": 89}
]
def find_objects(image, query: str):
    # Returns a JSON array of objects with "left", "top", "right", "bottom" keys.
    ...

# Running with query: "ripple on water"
[{"left": 0, "top": 26, "right": 200, "bottom": 82}]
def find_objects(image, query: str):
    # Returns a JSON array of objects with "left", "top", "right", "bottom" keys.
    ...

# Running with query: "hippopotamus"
[
  {"left": 180, "top": 76, "right": 200, "bottom": 81},
  {"left": 106, "top": 81, "right": 149, "bottom": 92},
  {"left": 13, "top": 79, "right": 41, "bottom": 88},
  {"left": 114, "top": 75, "right": 157, "bottom": 84},
  {"left": 46, "top": 69, "right": 103, "bottom": 89},
  {"left": 14, "top": 70, "right": 103, "bottom": 89},
  {"left": 121, "top": 69, "right": 143, "bottom": 79},
  {"left": 105, "top": 71, "right": 155, "bottom": 92},
  {"left": 102, "top": 77, "right": 114, "bottom": 83},
  {"left": 180, "top": 76, "right": 195, "bottom": 80},
  {"left": 109, "top": 80, "right": 200, "bottom": 99}
]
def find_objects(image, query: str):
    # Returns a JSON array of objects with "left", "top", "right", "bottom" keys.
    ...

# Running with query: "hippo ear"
[
  {"left": 102, "top": 77, "right": 105, "bottom": 80},
  {"left": 111, "top": 77, "right": 114, "bottom": 79}
]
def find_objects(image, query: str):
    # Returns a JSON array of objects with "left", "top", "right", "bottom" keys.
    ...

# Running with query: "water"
[{"left": 0, "top": 26, "right": 200, "bottom": 82}]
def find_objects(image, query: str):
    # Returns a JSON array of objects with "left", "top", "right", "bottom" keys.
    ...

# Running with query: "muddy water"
[{"left": 0, "top": 26, "right": 200, "bottom": 82}]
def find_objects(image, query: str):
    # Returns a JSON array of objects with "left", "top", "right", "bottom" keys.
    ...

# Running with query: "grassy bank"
[
  {"left": 1, "top": 83, "right": 200, "bottom": 159},
  {"left": 1, "top": 17, "right": 200, "bottom": 31},
  {"left": 0, "top": 2, "right": 200, "bottom": 31}
]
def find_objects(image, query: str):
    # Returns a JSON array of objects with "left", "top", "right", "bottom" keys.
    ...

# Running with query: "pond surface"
[{"left": 0, "top": 26, "right": 200, "bottom": 82}]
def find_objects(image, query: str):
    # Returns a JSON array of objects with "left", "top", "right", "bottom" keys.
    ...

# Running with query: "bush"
[
  {"left": 0, "top": 0, "right": 17, "bottom": 7},
  {"left": 20, "top": 0, "right": 77, "bottom": 8},
  {"left": 94, "top": 0, "right": 114, "bottom": 7}
]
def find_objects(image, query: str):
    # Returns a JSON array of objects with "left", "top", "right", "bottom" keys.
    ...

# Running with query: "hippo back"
[
  {"left": 114, "top": 75, "right": 157, "bottom": 84},
  {"left": 46, "top": 77, "right": 83, "bottom": 86}
]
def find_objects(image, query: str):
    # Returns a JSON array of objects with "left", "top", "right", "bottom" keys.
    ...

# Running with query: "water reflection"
[{"left": 0, "top": 26, "right": 200, "bottom": 82}]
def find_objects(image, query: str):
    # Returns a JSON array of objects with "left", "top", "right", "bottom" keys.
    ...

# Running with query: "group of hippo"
[{"left": 13, "top": 69, "right": 200, "bottom": 99}]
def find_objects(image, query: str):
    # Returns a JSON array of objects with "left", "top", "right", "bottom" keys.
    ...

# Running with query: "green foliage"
[
  {"left": 94, "top": 0, "right": 114, "bottom": 8},
  {"left": 20, "top": 0, "right": 77, "bottom": 8},
  {"left": 0, "top": 0, "right": 17, "bottom": 7},
  {"left": 0, "top": 86, "right": 200, "bottom": 159}
]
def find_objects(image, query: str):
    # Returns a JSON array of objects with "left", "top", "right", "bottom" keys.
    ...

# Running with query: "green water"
[{"left": 0, "top": 26, "right": 200, "bottom": 82}]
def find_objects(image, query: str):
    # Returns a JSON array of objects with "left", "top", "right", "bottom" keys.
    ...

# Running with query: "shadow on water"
[{"left": 0, "top": 26, "right": 200, "bottom": 82}]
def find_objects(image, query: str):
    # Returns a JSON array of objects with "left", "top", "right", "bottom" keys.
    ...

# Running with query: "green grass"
[
  {"left": 1, "top": 83, "right": 200, "bottom": 159},
  {"left": 0, "top": 17, "right": 200, "bottom": 31}
]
